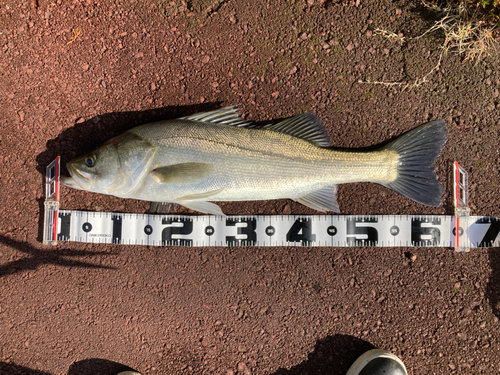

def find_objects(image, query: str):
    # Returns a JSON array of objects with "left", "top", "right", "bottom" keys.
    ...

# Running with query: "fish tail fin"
[{"left": 381, "top": 120, "right": 447, "bottom": 206}]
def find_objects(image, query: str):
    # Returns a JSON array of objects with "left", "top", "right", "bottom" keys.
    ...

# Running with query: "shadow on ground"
[
  {"left": 472, "top": 217, "right": 500, "bottom": 319},
  {"left": 35, "top": 103, "right": 224, "bottom": 178},
  {"left": 0, "top": 235, "right": 115, "bottom": 278},
  {"left": 0, "top": 362, "right": 52, "bottom": 375},
  {"left": 273, "top": 334, "right": 375, "bottom": 375},
  {"left": 0, "top": 359, "right": 139, "bottom": 375},
  {"left": 487, "top": 249, "right": 500, "bottom": 318},
  {"left": 35, "top": 102, "right": 222, "bottom": 242},
  {"left": 33, "top": 102, "right": 290, "bottom": 241},
  {"left": 68, "top": 358, "right": 139, "bottom": 375}
]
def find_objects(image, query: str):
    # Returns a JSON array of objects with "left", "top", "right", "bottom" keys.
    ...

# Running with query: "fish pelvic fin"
[
  {"left": 296, "top": 186, "right": 340, "bottom": 212},
  {"left": 381, "top": 120, "right": 447, "bottom": 207},
  {"left": 178, "top": 200, "right": 226, "bottom": 216},
  {"left": 177, "top": 188, "right": 224, "bottom": 201}
]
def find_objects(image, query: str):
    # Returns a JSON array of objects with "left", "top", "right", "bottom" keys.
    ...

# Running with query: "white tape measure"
[{"left": 43, "top": 158, "right": 500, "bottom": 251}]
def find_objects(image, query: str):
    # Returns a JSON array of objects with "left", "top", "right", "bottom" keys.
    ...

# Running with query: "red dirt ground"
[{"left": 1, "top": 0, "right": 500, "bottom": 374}]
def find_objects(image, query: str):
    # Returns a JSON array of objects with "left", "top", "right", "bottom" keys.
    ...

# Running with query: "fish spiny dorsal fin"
[
  {"left": 180, "top": 105, "right": 255, "bottom": 127},
  {"left": 264, "top": 112, "right": 333, "bottom": 147}
]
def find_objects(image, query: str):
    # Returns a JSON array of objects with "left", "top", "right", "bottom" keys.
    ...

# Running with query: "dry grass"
[
  {"left": 359, "top": 1, "right": 499, "bottom": 90},
  {"left": 421, "top": 0, "right": 499, "bottom": 63},
  {"left": 374, "top": 29, "right": 406, "bottom": 44},
  {"left": 358, "top": 52, "right": 444, "bottom": 91}
]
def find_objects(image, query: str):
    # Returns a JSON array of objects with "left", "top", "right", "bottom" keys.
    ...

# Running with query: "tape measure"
[{"left": 43, "top": 158, "right": 500, "bottom": 251}]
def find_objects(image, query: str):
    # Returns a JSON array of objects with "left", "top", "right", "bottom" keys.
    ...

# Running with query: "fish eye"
[{"left": 85, "top": 155, "right": 96, "bottom": 167}]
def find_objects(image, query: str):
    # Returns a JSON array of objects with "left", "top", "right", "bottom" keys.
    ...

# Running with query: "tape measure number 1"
[{"left": 43, "top": 158, "right": 500, "bottom": 250}]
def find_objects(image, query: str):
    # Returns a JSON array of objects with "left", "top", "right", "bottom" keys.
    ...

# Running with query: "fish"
[{"left": 61, "top": 106, "right": 447, "bottom": 215}]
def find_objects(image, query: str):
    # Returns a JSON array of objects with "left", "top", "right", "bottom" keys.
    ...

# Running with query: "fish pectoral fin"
[
  {"left": 150, "top": 163, "right": 213, "bottom": 184},
  {"left": 178, "top": 200, "right": 226, "bottom": 216},
  {"left": 176, "top": 188, "right": 224, "bottom": 201},
  {"left": 296, "top": 185, "right": 340, "bottom": 213}
]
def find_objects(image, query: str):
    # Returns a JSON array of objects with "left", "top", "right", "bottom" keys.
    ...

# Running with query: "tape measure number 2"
[{"left": 43, "top": 158, "right": 500, "bottom": 251}]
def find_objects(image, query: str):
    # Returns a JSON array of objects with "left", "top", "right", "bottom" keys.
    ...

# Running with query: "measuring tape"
[{"left": 43, "top": 158, "right": 500, "bottom": 251}]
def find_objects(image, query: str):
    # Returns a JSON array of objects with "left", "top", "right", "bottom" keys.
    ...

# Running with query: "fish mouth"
[{"left": 61, "top": 163, "right": 94, "bottom": 190}]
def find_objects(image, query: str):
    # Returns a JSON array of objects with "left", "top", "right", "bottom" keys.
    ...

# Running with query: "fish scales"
[{"left": 131, "top": 120, "right": 396, "bottom": 201}]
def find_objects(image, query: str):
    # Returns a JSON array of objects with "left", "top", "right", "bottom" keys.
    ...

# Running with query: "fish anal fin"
[
  {"left": 296, "top": 186, "right": 340, "bottom": 213},
  {"left": 150, "top": 163, "right": 213, "bottom": 184},
  {"left": 265, "top": 112, "right": 333, "bottom": 147}
]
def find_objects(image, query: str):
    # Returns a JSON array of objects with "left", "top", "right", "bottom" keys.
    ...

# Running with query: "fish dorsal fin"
[
  {"left": 265, "top": 112, "right": 333, "bottom": 147},
  {"left": 180, "top": 105, "right": 255, "bottom": 127}
]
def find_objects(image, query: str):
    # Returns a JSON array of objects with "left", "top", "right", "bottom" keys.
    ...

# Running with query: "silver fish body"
[{"left": 62, "top": 106, "right": 447, "bottom": 215}]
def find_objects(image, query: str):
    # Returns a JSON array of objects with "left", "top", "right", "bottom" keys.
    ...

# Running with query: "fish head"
[
  {"left": 61, "top": 142, "right": 122, "bottom": 194},
  {"left": 61, "top": 133, "right": 157, "bottom": 197}
]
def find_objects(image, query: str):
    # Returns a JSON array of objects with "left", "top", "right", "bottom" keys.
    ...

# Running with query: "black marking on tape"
[
  {"left": 452, "top": 227, "right": 464, "bottom": 237},
  {"left": 226, "top": 218, "right": 257, "bottom": 246},
  {"left": 327, "top": 226, "right": 337, "bottom": 236},
  {"left": 411, "top": 218, "right": 441, "bottom": 246},
  {"left": 162, "top": 217, "right": 193, "bottom": 246},
  {"left": 265, "top": 226, "right": 275, "bottom": 236},
  {"left": 390, "top": 226, "right": 400, "bottom": 236},
  {"left": 112, "top": 215, "right": 122, "bottom": 244},
  {"left": 286, "top": 218, "right": 316, "bottom": 245},
  {"left": 346, "top": 217, "right": 378, "bottom": 246},
  {"left": 58, "top": 212, "right": 71, "bottom": 241},
  {"left": 476, "top": 217, "right": 500, "bottom": 247}
]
